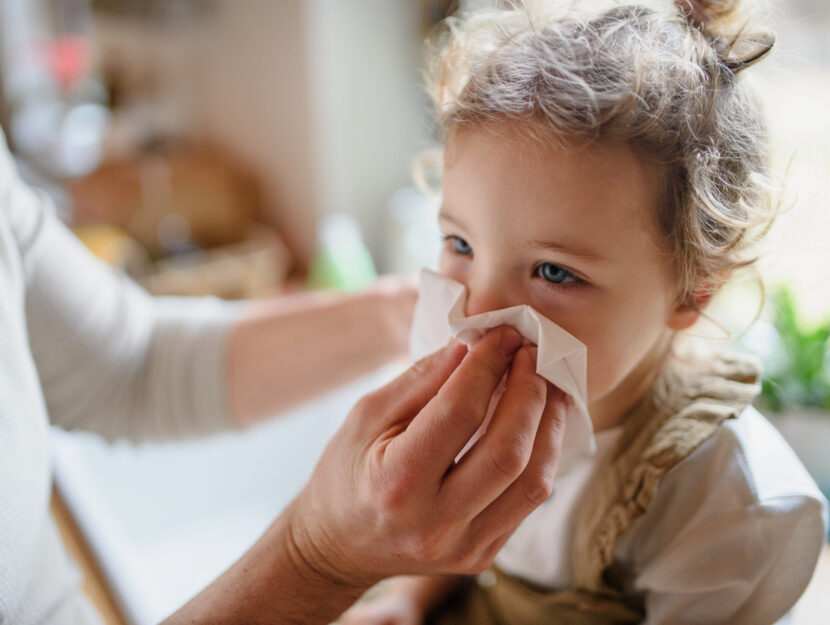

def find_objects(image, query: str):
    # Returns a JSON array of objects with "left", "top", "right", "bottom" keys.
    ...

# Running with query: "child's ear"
[{"left": 667, "top": 284, "right": 717, "bottom": 331}]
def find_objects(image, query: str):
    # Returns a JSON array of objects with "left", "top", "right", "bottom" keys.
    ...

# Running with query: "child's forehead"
[
  {"left": 444, "top": 121, "right": 660, "bottom": 204},
  {"left": 444, "top": 120, "right": 655, "bottom": 175},
  {"left": 441, "top": 121, "right": 669, "bottom": 254}
]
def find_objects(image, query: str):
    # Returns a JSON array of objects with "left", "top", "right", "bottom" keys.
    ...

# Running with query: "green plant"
[{"left": 751, "top": 288, "right": 830, "bottom": 413}]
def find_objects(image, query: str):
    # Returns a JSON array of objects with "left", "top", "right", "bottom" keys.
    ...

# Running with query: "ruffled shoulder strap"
[{"left": 571, "top": 348, "right": 762, "bottom": 595}]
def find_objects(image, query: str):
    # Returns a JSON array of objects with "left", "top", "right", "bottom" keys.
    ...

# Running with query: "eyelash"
[
  {"left": 532, "top": 263, "right": 584, "bottom": 290},
  {"left": 444, "top": 234, "right": 472, "bottom": 256},
  {"left": 442, "top": 235, "right": 586, "bottom": 291}
]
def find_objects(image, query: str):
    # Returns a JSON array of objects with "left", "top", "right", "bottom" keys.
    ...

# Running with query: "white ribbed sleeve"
[
  {"left": 0, "top": 126, "right": 240, "bottom": 624},
  {"left": 7, "top": 156, "right": 239, "bottom": 443}
]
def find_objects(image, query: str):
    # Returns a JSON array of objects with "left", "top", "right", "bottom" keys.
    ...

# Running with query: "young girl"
[{"left": 341, "top": 0, "right": 828, "bottom": 623}]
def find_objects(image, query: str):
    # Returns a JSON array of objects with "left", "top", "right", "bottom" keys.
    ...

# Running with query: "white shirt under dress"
[
  {"left": 0, "top": 129, "right": 239, "bottom": 623},
  {"left": 495, "top": 407, "right": 829, "bottom": 624}
]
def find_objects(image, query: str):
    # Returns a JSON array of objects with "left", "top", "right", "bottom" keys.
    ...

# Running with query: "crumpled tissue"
[{"left": 409, "top": 269, "right": 596, "bottom": 473}]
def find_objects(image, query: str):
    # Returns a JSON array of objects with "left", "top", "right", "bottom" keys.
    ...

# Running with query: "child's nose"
[{"left": 464, "top": 280, "right": 514, "bottom": 317}]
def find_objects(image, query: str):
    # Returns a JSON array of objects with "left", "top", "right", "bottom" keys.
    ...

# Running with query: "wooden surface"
[{"left": 50, "top": 487, "right": 127, "bottom": 625}]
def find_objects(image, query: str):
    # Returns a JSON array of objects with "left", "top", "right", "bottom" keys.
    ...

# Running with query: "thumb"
[{"left": 362, "top": 340, "right": 468, "bottom": 433}]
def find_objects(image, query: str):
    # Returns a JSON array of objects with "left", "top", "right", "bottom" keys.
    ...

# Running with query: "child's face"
[{"left": 438, "top": 122, "right": 697, "bottom": 429}]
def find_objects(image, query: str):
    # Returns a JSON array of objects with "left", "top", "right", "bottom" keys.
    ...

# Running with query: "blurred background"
[
  {"left": 1, "top": 0, "right": 828, "bottom": 623},
  {"left": 0, "top": 0, "right": 452, "bottom": 299}
]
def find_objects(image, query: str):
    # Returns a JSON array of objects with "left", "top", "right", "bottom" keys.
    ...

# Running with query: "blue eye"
[
  {"left": 448, "top": 236, "right": 473, "bottom": 256},
  {"left": 535, "top": 263, "right": 578, "bottom": 285}
]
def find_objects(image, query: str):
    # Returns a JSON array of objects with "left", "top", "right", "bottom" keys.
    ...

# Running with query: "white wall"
[
  {"left": 190, "top": 1, "right": 319, "bottom": 266},
  {"left": 303, "top": 0, "right": 429, "bottom": 263}
]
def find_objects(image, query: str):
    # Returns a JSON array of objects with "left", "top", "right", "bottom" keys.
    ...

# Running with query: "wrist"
[
  {"left": 273, "top": 500, "right": 376, "bottom": 615},
  {"left": 163, "top": 500, "right": 373, "bottom": 625}
]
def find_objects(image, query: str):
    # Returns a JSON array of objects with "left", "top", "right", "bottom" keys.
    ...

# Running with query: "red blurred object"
[{"left": 38, "top": 35, "right": 91, "bottom": 92}]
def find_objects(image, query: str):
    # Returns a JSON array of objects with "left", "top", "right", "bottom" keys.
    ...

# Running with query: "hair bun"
[
  {"left": 677, "top": 0, "right": 741, "bottom": 29},
  {"left": 676, "top": 0, "right": 776, "bottom": 72}
]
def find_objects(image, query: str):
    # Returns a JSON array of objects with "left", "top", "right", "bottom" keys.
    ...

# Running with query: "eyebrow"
[
  {"left": 440, "top": 210, "right": 605, "bottom": 263},
  {"left": 532, "top": 240, "right": 606, "bottom": 262},
  {"left": 438, "top": 211, "right": 464, "bottom": 229}
]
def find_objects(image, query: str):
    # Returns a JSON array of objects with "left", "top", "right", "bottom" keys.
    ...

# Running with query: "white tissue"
[{"left": 409, "top": 269, "right": 596, "bottom": 473}]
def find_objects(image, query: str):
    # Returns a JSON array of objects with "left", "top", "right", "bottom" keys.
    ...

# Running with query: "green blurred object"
[
  {"left": 307, "top": 213, "right": 377, "bottom": 291},
  {"left": 756, "top": 287, "right": 830, "bottom": 413}
]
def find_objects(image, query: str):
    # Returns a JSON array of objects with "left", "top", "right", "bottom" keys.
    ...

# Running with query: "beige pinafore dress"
[{"left": 427, "top": 349, "right": 761, "bottom": 625}]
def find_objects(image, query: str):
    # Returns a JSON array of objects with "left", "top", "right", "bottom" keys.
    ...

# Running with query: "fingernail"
[
  {"left": 526, "top": 345, "right": 538, "bottom": 366},
  {"left": 499, "top": 328, "right": 522, "bottom": 355}
]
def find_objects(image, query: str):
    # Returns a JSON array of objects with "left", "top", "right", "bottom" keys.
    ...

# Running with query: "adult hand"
[
  {"left": 165, "top": 326, "right": 566, "bottom": 625},
  {"left": 291, "top": 326, "right": 567, "bottom": 587}
]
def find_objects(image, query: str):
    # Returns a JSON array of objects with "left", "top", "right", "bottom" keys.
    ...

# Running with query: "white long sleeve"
[
  {"left": 5, "top": 157, "right": 238, "bottom": 442},
  {"left": 0, "top": 126, "right": 240, "bottom": 623}
]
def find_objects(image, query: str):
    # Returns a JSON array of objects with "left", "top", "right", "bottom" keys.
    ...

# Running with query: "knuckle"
[
  {"left": 377, "top": 478, "right": 411, "bottom": 514},
  {"left": 353, "top": 391, "right": 384, "bottom": 421},
  {"left": 509, "top": 353, "right": 544, "bottom": 397},
  {"left": 410, "top": 353, "right": 435, "bottom": 378},
  {"left": 488, "top": 442, "right": 528, "bottom": 480},
  {"left": 404, "top": 527, "right": 445, "bottom": 564},
  {"left": 523, "top": 375, "right": 547, "bottom": 407},
  {"left": 551, "top": 405, "right": 568, "bottom": 440},
  {"left": 545, "top": 423, "right": 566, "bottom": 459},
  {"left": 522, "top": 376, "right": 547, "bottom": 415},
  {"left": 481, "top": 352, "right": 508, "bottom": 384},
  {"left": 445, "top": 548, "right": 473, "bottom": 574},
  {"left": 409, "top": 341, "right": 459, "bottom": 382},
  {"left": 522, "top": 473, "right": 555, "bottom": 507},
  {"left": 436, "top": 398, "right": 477, "bottom": 436}
]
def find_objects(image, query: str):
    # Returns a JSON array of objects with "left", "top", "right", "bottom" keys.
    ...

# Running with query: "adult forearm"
[{"left": 227, "top": 281, "right": 415, "bottom": 425}]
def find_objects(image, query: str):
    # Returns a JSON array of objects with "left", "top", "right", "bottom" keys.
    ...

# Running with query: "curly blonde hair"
[{"left": 427, "top": 0, "right": 778, "bottom": 302}]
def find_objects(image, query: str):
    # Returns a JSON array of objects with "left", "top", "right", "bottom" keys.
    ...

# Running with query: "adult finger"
[
  {"left": 387, "top": 327, "right": 523, "bottom": 479},
  {"left": 465, "top": 386, "right": 567, "bottom": 550},
  {"left": 440, "top": 345, "right": 546, "bottom": 518},
  {"left": 356, "top": 339, "right": 468, "bottom": 436}
]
